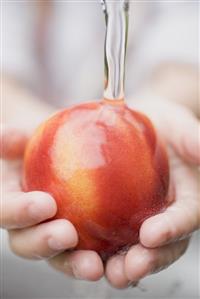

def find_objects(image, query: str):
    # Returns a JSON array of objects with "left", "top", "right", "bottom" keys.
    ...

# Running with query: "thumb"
[
  {"left": 158, "top": 103, "right": 200, "bottom": 165},
  {"left": 0, "top": 124, "right": 29, "bottom": 160},
  {"left": 132, "top": 98, "right": 200, "bottom": 165}
]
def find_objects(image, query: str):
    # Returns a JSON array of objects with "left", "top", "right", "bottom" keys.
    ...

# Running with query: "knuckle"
[
  {"left": 8, "top": 232, "right": 21, "bottom": 257},
  {"left": 13, "top": 206, "right": 29, "bottom": 227},
  {"left": 12, "top": 203, "right": 32, "bottom": 229},
  {"left": 160, "top": 228, "right": 174, "bottom": 244},
  {"left": 178, "top": 240, "right": 189, "bottom": 257},
  {"left": 48, "top": 255, "right": 74, "bottom": 276},
  {"left": 151, "top": 261, "right": 172, "bottom": 275},
  {"left": 160, "top": 213, "right": 176, "bottom": 242},
  {"left": 8, "top": 233, "right": 44, "bottom": 260},
  {"left": 146, "top": 254, "right": 157, "bottom": 273}
]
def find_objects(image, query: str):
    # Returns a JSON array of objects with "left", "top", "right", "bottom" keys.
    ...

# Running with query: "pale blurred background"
[
  {"left": 1, "top": 230, "right": 199, "bottom": 298},
  {"left": 1, "top": 1, "right": 199, "bottom": 298},
  {"left": 2, "top": 1, "right": 198, "bottom": 106}
]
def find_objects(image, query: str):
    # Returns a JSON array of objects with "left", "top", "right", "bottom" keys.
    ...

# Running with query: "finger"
[
  {"left": 125, "top": 239, "right": 189, "bottom": 282},
  {"left": 134, "top": 100, "right": 200, "bottom": 165},
  {"left": 140, "top": 157, "right": 199, "bottom": 248},
  {"left": 162, "top": 106, "right": 200, "bottom": 165},
  {"left": 0, "top": 125, "right": 29, "bottom": 160},
  {"left": 48, "top": 250, "right": 104, "bottom": 281},
  {"left": 9, "top": 219, "right": 78, "bottom": 259},
  {"left": 1, "top": 191, "right": 57, "bottom": 229},
  {"left": 2, "top": 160, "right": 22, "bottom": 192},
  {"left": 105, "top": 254, "right": 132, "bottom": 289}
]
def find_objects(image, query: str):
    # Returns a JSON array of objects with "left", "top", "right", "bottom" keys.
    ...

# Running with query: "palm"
[
  {"left": 103, "top": 99, "right": 199, "bottom": 287},
  {"left": 2, "top": 99, "right": 199, "bottom": 288},
  {"left": 49, "top": 99, "right": 199, "bottom": 287}
]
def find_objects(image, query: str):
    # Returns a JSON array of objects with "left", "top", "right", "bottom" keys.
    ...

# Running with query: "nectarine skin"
[{"left": 23, "top": 100, "right": 169, "bottom": 259}]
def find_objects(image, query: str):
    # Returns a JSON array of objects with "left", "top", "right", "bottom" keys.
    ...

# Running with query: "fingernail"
[
  {"left": 28, "top": 194, "right": 56, "bottom": 220},
  {"left": 70, "top": 262, "right": 84, "bottom": 280},
  {"left": 128, "top": 281, "right": 139, "bottom": 288},
  {"left": 48, "top": 238, "right": 66, "bottom": 251}
]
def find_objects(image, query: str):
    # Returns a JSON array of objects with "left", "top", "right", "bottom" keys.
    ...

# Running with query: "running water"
[{"left": 101, "top": 0, "right": 129, "bottom": 102}]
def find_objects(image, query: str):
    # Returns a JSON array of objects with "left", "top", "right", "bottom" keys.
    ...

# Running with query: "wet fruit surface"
[{"left": 23, "top": 100, "right": 169, "bottom": 259}]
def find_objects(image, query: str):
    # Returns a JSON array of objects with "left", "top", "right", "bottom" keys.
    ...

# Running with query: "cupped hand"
[
  {"left": 1, "top": 125, "right": 104, "bottom": 281},
  {"left": 104, "top": 99, "right": 199, "bottom": 288},
  {"left": 2, "top": 99, "right": 199, "bottom": 288},
  {"left": 47, "top": 99, "right": 199, "bottom": 288}
]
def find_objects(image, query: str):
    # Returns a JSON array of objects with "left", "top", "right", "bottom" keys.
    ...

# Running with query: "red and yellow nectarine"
[{"left": 23, "top": 100, "right": 169, "bottom": 259}]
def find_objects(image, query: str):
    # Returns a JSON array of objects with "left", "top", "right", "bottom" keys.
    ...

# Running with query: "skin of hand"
[
  {"left": 1, "top": 72, "right": 199, "bottom": 287},
  {"left": 1, "top": 78, "right": 104, "bottom": 281},
  {"left": 2, "top": 98, "right": 199, "bottom": 288},
  {"left": 47, "top": 98, "right": 200, "bottom": 288},
  {"left": 1, "top": 129, "right": 104, "bottom": 282},
  {"left": 139, "top": 63, "right": 199, "bottom": 118},
  {"left": 103, "top": 98, "right": 200, "bottom": 288}
]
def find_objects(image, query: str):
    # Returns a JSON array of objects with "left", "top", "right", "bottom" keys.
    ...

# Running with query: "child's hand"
[{"left": 1, "top": 126, "right": 104, "bottom": 281}]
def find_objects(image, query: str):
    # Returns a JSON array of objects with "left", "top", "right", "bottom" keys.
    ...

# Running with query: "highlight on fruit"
[{"left": 23, "top": 100, "right": 169, "bottom": 260}]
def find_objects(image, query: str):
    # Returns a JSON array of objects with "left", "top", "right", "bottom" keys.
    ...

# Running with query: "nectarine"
[{"left": 23, "top": 100, "right": 169, "bottom": 259}]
